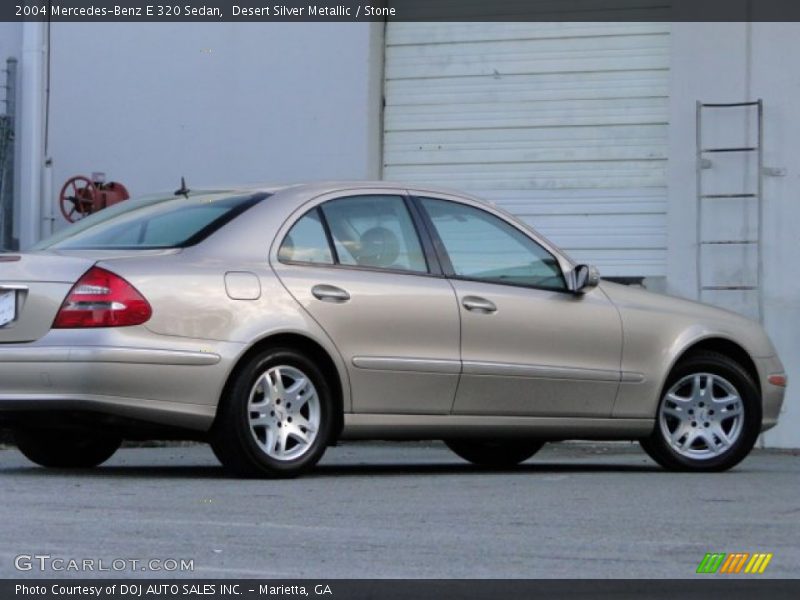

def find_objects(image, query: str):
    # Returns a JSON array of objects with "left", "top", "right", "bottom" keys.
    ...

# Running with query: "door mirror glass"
[{"left": 573, "top": 264, "right": 600, "bottom": 293}]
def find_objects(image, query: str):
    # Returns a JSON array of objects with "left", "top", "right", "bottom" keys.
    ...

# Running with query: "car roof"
[{"left": 225, "top": 180, "right": 488, "bottom": 204}]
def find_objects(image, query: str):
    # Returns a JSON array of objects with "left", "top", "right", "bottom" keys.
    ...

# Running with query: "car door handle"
[
  {"left": 462, "top": 296, "right": 497, "bottom": 313},
  {"left": 311, "top": 284, "right": 351, "bottom": 303}
]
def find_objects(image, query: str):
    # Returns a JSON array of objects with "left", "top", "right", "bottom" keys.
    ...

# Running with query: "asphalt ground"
[{"left": 0, "top": 441, "right": 797, "bottom": 579}]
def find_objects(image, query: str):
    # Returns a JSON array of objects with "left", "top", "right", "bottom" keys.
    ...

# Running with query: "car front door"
[
  {"left": 271, "top": 191, "right": 460, "bottom": 415},
  {"left": 416, "top": 195, "right": 623, "bottom": 418}
]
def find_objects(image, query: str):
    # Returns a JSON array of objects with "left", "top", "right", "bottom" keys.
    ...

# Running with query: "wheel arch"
[
  {"left": 663, "top": 335, "right": 761, "bottom": 398},
  {"left": 641, "top": 335, "right": 763, "bottom": 471},
  {"left": 214, "top": 331, "right": 347, "bottom": 440}
]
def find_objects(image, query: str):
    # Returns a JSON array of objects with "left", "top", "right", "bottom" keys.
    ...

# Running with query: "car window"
[
  {"left": 35, "top": 192, "right": 267, "bottom": 250},
  {"left": 278, "top": 209, "right": 334, "bottom": 265},
  {"left": 420, "top": 197, "right": 566, "bottom": 291},
  {"left": 320, "top": 195, "right": 428, "bottom": 273}
]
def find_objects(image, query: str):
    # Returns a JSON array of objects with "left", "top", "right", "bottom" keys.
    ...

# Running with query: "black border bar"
[
  {"left": 6, "top": 0, "right": 800, "bottom": 22},
  {"left": 5, "top": 580, "right": 800, "bottom": 600}
]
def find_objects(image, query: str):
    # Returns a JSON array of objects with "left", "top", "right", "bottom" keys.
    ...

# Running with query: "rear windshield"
[{"left": 34, "top": 192, "right": 268, "bottom": 250}]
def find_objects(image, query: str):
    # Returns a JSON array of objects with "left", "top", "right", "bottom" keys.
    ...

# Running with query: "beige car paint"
[
  {"left": 272, "top": 263, "right": 461, "bottom": 415},
  {"left": 450, "top": 279, "right": 623, "bottom": 418},
  {"left": 0, "top": 181, "right": 787, "bottom": 441}
]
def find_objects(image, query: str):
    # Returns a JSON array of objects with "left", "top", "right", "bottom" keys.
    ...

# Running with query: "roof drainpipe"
[{"left": 18, "top": 22, "right": 47, "bottom": 250}]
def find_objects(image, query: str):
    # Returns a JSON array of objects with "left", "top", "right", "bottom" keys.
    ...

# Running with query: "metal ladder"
[{"left": 695, "top": 99, "right": 764, "bottom": 322}]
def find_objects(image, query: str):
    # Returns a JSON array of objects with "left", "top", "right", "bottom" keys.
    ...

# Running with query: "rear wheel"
[
  {"left": 15, "top": 429, "right": 121, "bottom": 468},
  {"left": 445, "top": 439, "right": 545, "bottom": 467},
  {"left": 211, "top": 347, "right": 334, "bottom": 478},
  {"left": 640, "top": 351, "right": 761, "bottom": 472}
]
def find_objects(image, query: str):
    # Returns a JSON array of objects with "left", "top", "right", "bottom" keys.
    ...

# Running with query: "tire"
[
  {"left": 445, "top": 439, "right": 545, "bottom": 467},
  {"left": 14, "top": 429, "right": 121, "bottom": 468},
  {"left": 640, "top": 350, "right": 761, "bottom": 472},
  {"left": 211, "top": 347, "right": 335, "bottom": 478}
]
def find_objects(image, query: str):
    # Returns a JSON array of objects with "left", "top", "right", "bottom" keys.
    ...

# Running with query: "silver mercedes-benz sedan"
[{"left": 0, "top": 182, "right": 786, "bottom": 477}]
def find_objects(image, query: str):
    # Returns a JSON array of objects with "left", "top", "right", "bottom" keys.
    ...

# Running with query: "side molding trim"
[
  {"left": 0, "top": 346, "right": 221, "bottom": 366},
  {"left": 462, "top": 360, "right": 620, "bottom": 382},
  {"left": 352, "top": 356, "right": 461, "bottom": 375}
]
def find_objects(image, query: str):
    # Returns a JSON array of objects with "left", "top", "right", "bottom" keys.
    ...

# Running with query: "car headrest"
[{"left": 356, "top": 226, "right": 400, "bottom": 268}]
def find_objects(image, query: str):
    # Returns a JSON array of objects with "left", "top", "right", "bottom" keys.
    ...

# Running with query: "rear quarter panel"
[{"left": 96, "top": 208, "right": 352, "bottom": 413}]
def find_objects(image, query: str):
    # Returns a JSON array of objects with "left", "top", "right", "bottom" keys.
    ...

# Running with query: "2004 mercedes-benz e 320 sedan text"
[{"left": 0, "top": 182, "right": 787, "bottom": 477}]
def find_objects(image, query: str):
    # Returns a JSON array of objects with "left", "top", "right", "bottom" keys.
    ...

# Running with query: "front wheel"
[
  {"left": 211, "top": 347, "right": 334, "bottom": 478},
  {"left": 15, "top": 429, "right": 121, "bottom": 468},
  {"left": 445, "top": 439, "right": 545, "bottom": 467},
  {"left": 640, "top": 351, "right": 761, "bottom": 472}
]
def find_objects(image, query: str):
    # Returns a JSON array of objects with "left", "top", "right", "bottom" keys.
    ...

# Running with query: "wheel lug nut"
[
  {"left": 270, "top": 411, "right": 275, "bottom": 416},
  {"left": 704, "top": 422, "right": 710, "bottom": 427},
  {"left": 691, "top": 421, "right": 697, "bottom": 427},
  {"left": 286, "top": 403, "right": 292, "bottom": 409},
  {"left": 287, "top": 417, "right": 292, "bottom": 423},
  {"left": 688, "top": 409, "right": 694, "bottom": 415}
]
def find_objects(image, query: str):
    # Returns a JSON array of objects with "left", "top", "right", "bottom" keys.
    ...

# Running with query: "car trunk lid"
[
  {"left": 0, "top": 252, "right": 100, "bottom": 342},
  {"left": 0, "top": 249, "right": 175, "bottom": 343}
]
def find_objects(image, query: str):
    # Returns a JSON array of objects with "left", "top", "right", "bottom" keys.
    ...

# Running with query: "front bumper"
[{"left": 756, "top": 355, "right": 787, "bottom": 432}]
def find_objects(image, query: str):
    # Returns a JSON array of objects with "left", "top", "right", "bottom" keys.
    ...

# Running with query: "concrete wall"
[
  {"left": 0, "top": 23, "right": 21, "bottom": 63},
  {"left": 0, "top": 22, "right": 22, "bottom": 248},
  {"left": 750, "top": 23, "right": 800, "bottom": 447},
  {"left": 667, "top": 22, "right": 800, "bottom": 447},
  {"left": 46, "top": 22, "right": 383, "bottom": 219}
]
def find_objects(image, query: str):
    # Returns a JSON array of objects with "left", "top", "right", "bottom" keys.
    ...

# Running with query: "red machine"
[{"left": 59, "top": 173, "right": 130, "bottom": 223}]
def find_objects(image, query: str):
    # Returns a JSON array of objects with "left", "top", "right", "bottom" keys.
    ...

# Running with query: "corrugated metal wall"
[{"left": 383, "top": 22, "right": 671, "bottom": 277}]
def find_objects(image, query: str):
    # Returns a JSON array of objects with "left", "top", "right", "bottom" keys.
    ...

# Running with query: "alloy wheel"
[
  {"left": 247, "top": 365, "right": 320, "bottom": 461},
  {"left": 658, "top": 372, "right": 744, "bottom": 460}
]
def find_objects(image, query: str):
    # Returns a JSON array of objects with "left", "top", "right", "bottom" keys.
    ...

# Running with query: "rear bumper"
[
  {"left": 755, "top": 355, "right": 787, "bottom": 432},
  {"left": 0, "top": 393, "right": 215, "bottom": 431},
  {"left": 0, "top": 331, "right": 242, "bottom": 432}
]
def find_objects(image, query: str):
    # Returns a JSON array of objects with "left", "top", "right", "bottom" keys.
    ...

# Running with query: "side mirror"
[{"left": 572, "top": 264, "right": 600, "bottom": 294}]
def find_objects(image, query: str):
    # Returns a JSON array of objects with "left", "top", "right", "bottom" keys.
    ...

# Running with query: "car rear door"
[
  {"left": 415, "top": 194, "right": 623, "bottom": 418},
  {"left": 271, "top": 190, "right": 461, "bottom": 415}
]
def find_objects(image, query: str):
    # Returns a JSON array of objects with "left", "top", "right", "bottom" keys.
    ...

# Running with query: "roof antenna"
[{"left": 175, "top": 176, "right": 190, "bottom": 198}]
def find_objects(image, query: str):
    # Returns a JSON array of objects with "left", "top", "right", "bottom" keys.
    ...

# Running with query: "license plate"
[{"left": 0, "top": 290, "right": 15, "bottom": 327}]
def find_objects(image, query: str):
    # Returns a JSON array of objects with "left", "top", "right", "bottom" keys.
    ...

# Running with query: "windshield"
[{"left": 35, "top": 191, "right": 269, "bottom": 250}]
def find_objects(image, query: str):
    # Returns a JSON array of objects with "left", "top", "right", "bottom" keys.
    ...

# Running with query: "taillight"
[{"left": 53, "top": 266, "right": 152, "bottom": 328}]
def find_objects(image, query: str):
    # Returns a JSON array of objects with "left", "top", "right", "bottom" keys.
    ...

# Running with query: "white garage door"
[{"left": 383, "top": 22, "right": 670, "bottom": 277}]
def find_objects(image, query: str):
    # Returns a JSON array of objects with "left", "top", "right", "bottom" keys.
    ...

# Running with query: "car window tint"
[
  {"left": 420, "top": 197, "right": 566, "bottom": 290},
  {"left": 137, "top": 207, "right": 236, "bottom": 246},
  {"left": 320, "top": 195, "right": 427, "bottom": 273},
  {"left": 37, "top": 192, "right": 267, "bottom": 250},
  {"left": 278, "top": 209, "right": 333, "bottom": 265}
]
